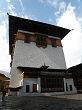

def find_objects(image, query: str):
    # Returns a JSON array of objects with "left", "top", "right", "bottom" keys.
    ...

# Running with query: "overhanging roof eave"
[
  {"left": 8, "top": 15, "right": 71, "bottom": 54},
  {"left": 17, "top": 66, "right": 67, "bottom": 73}
]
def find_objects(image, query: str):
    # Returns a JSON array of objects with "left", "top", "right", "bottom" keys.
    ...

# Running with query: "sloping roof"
[
  {"left": 0, "top": 73, "right": 10, "bottom": 80},
  {"left": 8, "top": 15, "right": 71, "bottom": 54},
  {"left": 68, "top": 63, "right": 82, "bottom": 73},
  {"left": 17, "top": 66, "right": 67, "bottom": 73}
]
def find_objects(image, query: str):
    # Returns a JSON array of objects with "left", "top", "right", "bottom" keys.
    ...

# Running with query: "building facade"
[
  {"left": 68, "top": 63, "right": 82, "bottom": 93},
  {"left": 0, "top": 73, "right": 10, "bottom": 92},
  {"left": 8, "top": 15, "right": 77, "bottom": 96}
]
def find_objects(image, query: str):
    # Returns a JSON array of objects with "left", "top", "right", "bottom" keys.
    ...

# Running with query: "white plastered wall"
[
  {"left": 10, "top": 39, "right": 67, "bottom": 88},
  {"left": 64, "top": 78, "right": 77, "bottom": 94},
  {"left": 19, "top": 78, "right": 41, "bottom": 96}
]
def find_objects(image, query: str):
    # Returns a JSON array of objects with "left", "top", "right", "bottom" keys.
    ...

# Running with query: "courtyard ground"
[{"left": 0, "top": 94, "right": 82, "bottom": 110}]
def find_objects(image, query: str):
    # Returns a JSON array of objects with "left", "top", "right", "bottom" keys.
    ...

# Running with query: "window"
[
  {"left": 24, "top": 33, "right": 30, "bottom": 43},
  {"left": 51, "top": 38, "right": 56, "bottom": 47},
  {"left": 70, "top": 85, "right": 72, "bottom": 91},
  {"left": 26, "top": 85, "right": 29, "bottom": 92},
  {"left": 36, "top": 35, "right": 47, "bottom": 48},
  {"left": 33, "top": 84, "right": 37, "bottom": 92},
  {"left": 41, "top": 76, "right": 64, "bottom": 92},
  {"left": 66, "top": 83, "right": 68, "bottom": 91}
]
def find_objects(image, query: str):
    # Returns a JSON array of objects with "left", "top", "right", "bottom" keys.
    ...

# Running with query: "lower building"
[
  {"left": 8, "top": 67, "right": 77, "bottom": 96},
  {"left": 68, "top": 63, "right": 82, "bottom": 93},
  {"left": 0, "top": 73, "right": 10, "bottom": 92}
]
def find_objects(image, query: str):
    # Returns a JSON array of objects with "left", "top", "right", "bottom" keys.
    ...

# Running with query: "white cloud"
[
  {"left": 0, "top": 0, "right": 17, "bottom": 74},
  {"left": 0, "top": 22, "right": 7, "bottom": 38},
  {"left": 47, "top": 0, "right": 58, "bottom": 7},
  {"left": 22, "top": 15, "right": 29, "bottom": 19},
  {"left": 0, "top": 21, "right": 11, "bottom": 73},
  {"left": 5, "top": 0, "right": 17, "bottom": 16},
  {"left": 2, "top": 12, "right": 6, "bottom": 16},
  {"left": 57, "top": 3, "right": 82, "bottom": 68},
  {"left": 10, "top": 11, "right": 17, "bottom": 16},
  {"left": 7, "top": 4, "right": 15, "bottom": 11},
  {"left": 6, "top": 0, "right": 11, "bottom": 3},
  {"left": 55, "top": 1, "right": 66, "bottom": 16},
  {"left": 0, "top": 0, "right": 29, "bottom": 74},
  {"left": 39, "top": 0, "right": 58, "bottom": 7},
  {"left": 19, "top": 0, "right": 24, "bottom": 11},
  {"left": 57, "top": 3, "right": 76, "bottom": 29},
  {"left": 59, "top": 1, "right": 66, "bottom": 10},
  {"left": 39, "top": 0, "right": 67, "bottom": 17}
]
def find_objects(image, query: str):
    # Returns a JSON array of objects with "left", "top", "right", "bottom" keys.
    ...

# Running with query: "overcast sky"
[{"left": 0, "top": 0, "right": 82, "bottom": 74}]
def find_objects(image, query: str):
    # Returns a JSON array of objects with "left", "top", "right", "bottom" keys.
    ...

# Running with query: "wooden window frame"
[
  {"left": 36, "top": 35, "right": 47, "bottom": 48},
  {"left": 51, "top": 38, "right": 56, "bottom": 47},
  {"left": 41, "top": 76, "right": 64, "bottom": 92},
  {"left": 24, "top": 33, "right": 30, "bottom": 43}
]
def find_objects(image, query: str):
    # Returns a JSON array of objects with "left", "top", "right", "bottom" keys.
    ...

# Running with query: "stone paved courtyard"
[{"left": 0, "top": 94, "right": 82, "bottom": 110}]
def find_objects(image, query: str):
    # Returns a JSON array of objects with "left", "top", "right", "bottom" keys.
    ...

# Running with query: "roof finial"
[
  {"left": 72, "top": 29, "right": 74, "bottom": 31},
  {"left": 7, "top": 13, "right": 9, "bottom": 16},
  {"left": 44, "top": 63, "right": 46, "bottom": 66}
]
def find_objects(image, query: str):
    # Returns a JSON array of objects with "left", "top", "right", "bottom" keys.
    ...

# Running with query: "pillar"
[{"left": 38, "top": 77, "right": 41, "bottom": 93}]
